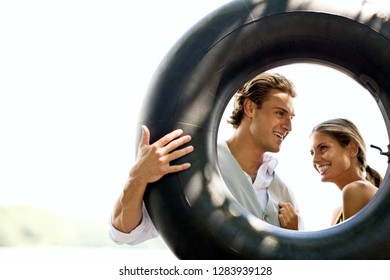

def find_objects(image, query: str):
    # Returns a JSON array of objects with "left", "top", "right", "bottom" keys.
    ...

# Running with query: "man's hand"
[
  {"left": 131, "top": 125, "right": 194, "bottom": 184},
  {"left": 278, "top": 202, "right": 298, "bottom": 230},
  {"left": 112, "top": 125, "right": 194, "bottom": 234}
]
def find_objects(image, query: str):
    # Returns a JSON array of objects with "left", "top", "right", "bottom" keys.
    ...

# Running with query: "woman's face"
[{"left": 310, "top": 131, "right": 354, "bottom": 185}]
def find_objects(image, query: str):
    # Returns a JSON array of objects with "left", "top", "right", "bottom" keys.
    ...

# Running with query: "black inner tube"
[{"left": 140, "top": 0, "right": 390, "bottom": 259}]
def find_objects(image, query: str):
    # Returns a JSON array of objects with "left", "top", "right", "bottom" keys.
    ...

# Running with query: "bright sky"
[
  {"left": 0, "top": 0, "right": 389, "bottom": 232},
  {"left": 0, "top": 0, "right": 234, "bottom": 222}
]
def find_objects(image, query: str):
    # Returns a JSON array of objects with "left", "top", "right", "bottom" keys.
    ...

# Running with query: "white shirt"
[
  {"left": 243, "top": 154, "right": 278, "bottom": 211},
  {"left": 108, "top": 203, "right": 158, "bottom": 245}
]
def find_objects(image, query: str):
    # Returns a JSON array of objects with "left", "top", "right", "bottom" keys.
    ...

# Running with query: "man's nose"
[{"left": 282, "top": 117, "right": 292, "bottom": 132}]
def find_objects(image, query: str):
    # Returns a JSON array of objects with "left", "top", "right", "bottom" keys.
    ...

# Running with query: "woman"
[{"left": 310, "top": 118, "right": 382, "bottom": 225}]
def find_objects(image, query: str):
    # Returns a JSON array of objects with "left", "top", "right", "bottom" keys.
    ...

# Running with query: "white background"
[{"left": 0, "top": 0, "right": 237, "bottom": 222}]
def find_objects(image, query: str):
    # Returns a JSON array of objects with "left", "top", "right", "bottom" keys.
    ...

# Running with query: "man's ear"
[{"left": 243, "top": 99, "right": 256, "bottom": 117}]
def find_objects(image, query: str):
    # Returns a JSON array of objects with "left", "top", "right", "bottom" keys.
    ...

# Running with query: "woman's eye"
[{"left": 320, "top": 145, "right": 328, "bottom": 152}]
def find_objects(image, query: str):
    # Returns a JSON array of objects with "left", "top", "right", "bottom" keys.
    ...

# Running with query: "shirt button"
[{"left": 263, "top": 213, "right": 269, "bottom": 221}]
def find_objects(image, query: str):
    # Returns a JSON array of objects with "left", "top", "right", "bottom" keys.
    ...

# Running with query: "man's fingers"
[
  {"left": 166, "top": 162, "right": 192, "bottom": 174},
  {"left": 155, "top": 129, "right": 184, "bottom": 148},
  {"left": 167, "top": 145, "right": 194, "bottom": 162},
  {"left": 139, "top": 125, "right": 151, "bottom": 147},
  {"left": 164, "top": 135, "right": 192, "bottom": 154},
  {"left": 279, "top": 202, "right": 293, "bottom": 211}
]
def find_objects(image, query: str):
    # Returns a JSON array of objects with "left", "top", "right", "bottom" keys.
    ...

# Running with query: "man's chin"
[{"left": 270, "top": 146, "right": 281, "bottom": 153}]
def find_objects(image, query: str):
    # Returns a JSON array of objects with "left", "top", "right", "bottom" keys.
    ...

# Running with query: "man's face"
[{"left": 248, "top": 89, "right": 295, "bottom": 153}]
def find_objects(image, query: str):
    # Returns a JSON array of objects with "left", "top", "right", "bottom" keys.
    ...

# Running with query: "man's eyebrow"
[{"left": 274, "top": 106, "right": 295, "bottom": 117}]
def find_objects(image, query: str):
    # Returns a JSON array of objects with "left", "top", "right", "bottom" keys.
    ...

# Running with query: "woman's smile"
[{"left": 316, "top": 164, "right": 331, "bottom": 175}]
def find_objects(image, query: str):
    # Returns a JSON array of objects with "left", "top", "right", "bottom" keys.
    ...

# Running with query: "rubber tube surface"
[{"left": 140, "top": 0, "right": 390, "bottom": 259}]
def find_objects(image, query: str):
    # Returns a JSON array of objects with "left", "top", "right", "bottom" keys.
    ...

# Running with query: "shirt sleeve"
[{"left": 108, "top": 203, "right": 159, "bottom": 245}]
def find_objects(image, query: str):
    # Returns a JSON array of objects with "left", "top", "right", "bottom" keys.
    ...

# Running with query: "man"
[
  {"left": 218, "top": 72, "right": 301, "bottom": 229},
  {"left": 109, "top": 72, "right": 302, "bottom": 245}
]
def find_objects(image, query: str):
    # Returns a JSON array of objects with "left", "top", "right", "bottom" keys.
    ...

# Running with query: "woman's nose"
[{"left": 312, "top": 151, "right": 321, "bottom": 163}]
